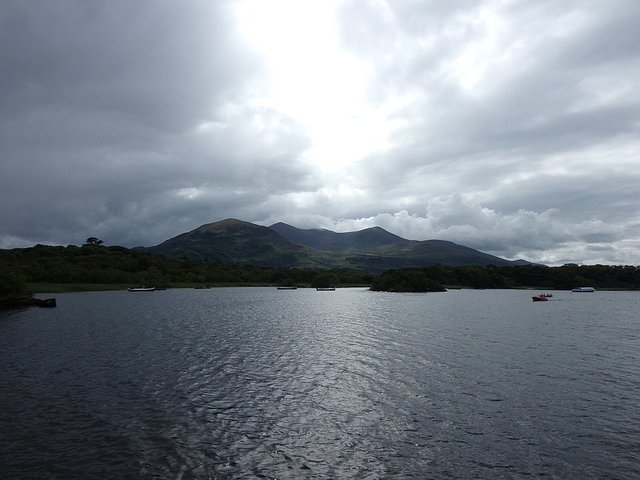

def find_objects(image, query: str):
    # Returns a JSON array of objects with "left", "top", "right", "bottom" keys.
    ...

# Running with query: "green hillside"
[
  {"left": 149, "top": 219, "right": 338, "bottom": 268},
  {"left": 269, "top": 222, "right": 408, "bottom": 252},
  {"left": 268, "top": 222, "right": 520, "bottom": 272},
  {"left": 146, "top": 218, "right": 523, "bottom": 272}
]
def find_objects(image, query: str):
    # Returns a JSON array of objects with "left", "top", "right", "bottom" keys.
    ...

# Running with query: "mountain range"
[{"left": 148, "top": 218, "right": 527, "bottom": 273}]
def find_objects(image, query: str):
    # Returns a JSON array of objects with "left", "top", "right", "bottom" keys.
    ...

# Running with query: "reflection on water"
[{"left": 1, "top": 288, "right": 639, "bottom": 478}]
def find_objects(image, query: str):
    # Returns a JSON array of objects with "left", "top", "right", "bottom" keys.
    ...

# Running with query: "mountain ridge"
[
  {"left": 148, "top": 218, "right": 527, "bottom": 272},
  {"left": 268, "top": 222, "right": 409, "bottom": 253},
  {"left": 149, "top": 219, "right": 322, "bottom": 267}
]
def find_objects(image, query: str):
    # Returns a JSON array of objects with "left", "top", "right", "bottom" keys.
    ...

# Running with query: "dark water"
[{"left": 1, "top": 288, "right": 639, "bottom": 479}]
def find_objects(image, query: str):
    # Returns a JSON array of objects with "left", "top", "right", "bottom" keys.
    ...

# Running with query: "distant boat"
[
  {"left": 277, "top": 286, "right": 297, "bottom": 290},
  {"left": 35, "top": 298, "right": 57, "bottom": 307},
  {"left": 532, "top": 294, "right": 549, "bottom": 302},
  {"left": 572, "top": 287, "right": 596, "bottom": 293},
  {"left": 0, "top": 296, "right": 57, "bottom": 309},
  {"left": 128, "top": 287, "right": 156, "bottom": 292},
  {"left": 316, "top": 287, "right": 336, "bottom": 291}
]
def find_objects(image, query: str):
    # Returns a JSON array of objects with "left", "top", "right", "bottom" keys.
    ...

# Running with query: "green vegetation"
[
  {"left": 0, "top": 244, "right": 372, "bottom": 291},
  {"left": 0, "top": 270, "right": 31, "bottom": 298},
  {"left": 374, "top": 264, "right": 640, "bottom": 291},
  {"left": 371, "top": 269, "right": 446, "bottom": 292},
  {"left": 0, "top": 269, "right": 36, "bottom": 309},
  {"left": 1, "top": 243, "right": 639, "bottom": 293}
]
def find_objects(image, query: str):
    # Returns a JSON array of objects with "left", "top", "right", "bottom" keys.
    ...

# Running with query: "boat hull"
[{"left": 572, "top": 287, "right": 596, "bottom": 293}]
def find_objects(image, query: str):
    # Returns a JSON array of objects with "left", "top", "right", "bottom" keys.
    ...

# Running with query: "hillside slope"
[
  {"left": 149, "top": 219, "right": 522, "bottom": 271},
  {"left": 269, "top": 222, "right": 518, "bottom": 271},
  {"left": 149, "top": 219, "right": 334, "bottom": 268},
  {"left": 269, "top": 222, "right": 409, "bottom": 252}
]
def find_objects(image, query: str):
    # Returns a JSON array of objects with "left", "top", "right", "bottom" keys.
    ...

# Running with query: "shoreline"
[{"left": 27, "top": 283, "right": 640, "bottom": 294}]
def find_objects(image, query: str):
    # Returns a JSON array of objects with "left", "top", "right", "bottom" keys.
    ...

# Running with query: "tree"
[
  {"left": 370, "top": 269, "right": 446, "bottom": 292},
  {"left": 0, "top": 270, "right": 30, "bottom": 299},
  {"left": 311, "top": 272, "right": 335, "bottom": 288},
  {"left": 84, "top": 237, "right": 104, "bottom": 246}
]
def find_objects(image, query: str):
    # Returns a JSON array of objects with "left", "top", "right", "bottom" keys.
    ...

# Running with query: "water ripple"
[{"left": 2, "top": 288, "right": 640, "bottom": 478}]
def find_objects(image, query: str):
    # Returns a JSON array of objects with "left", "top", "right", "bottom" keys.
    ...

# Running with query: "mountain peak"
[
  {"left": 149, "top": 219, "right": 525, "bottom": 272},
  {"left": 195, "top": 218, "right": 257, "bottom": 233},
  {"left": 150, "top": 218, "right": 303, "bottom": 264}
]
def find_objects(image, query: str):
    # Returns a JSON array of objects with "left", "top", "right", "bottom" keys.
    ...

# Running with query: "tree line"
[
  {"left": 372, "top": 263, "right": 640, "bottom": 291},
  {"left": 1, "top": 243, "right": 640, "bottom": 294},
  {"left": 0, "top": 244, "right": 372, "bottom": 292}
]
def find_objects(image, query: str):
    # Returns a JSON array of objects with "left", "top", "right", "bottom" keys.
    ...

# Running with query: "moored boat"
[
  {"left": 316, "top": 287, "right": 336, "bottom": 291},
  {"left": 571, "top": 287, "right": 596, "bottom": 293},
  {"left": 0, "top": 296, "right": 57, "bottom": 309},
  {"left": 35, "top": 298, "right": 57, "bottom": 308},
  {"left": 127, "top": 287, "right": 156, "bottom": 292}
]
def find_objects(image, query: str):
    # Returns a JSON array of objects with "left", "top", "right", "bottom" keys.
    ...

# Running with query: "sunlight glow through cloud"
[{"left": 233, "top": 0, "right": 391, "bottom": 171}]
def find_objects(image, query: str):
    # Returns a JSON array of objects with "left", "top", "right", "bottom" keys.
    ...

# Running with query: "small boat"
[
  {"left": 35, "top": 298, "right": 57, "bottom": 308},
  {"left": 127, "top": 287, "right": 156, "bottom": 292},
  {"left": 276, "top": 286, "right": 297, "bottom": 290},
  {"left": 316, "top": 287, "right": 336, "bottom": 291},
  {"left": 532, "top": 294, "right": 548, "bottom": 302},
  {"left": 0, "top": 297, "right": 57, "bottom": 309},
  {"left": 571, "top": 287, "right": 596, "bottom": 293}
]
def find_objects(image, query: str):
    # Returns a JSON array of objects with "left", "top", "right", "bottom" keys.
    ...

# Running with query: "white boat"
[
  {"left": 127, "top": 287, "right": 156, "bottom": 292},
  {"left": 571, "top": 286, "right": 596, "bottom": 293},
  {"left": 316, "top": 287, "right": 336, "bottom": 291}
]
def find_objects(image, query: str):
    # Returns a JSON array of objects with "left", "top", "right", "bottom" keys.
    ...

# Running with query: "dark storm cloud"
[
  {"left": 0, "top": 0, "right": 313, "bottom": 247},
  {"left": 1, "top": 1, "right": 246, "bottom": 127}
]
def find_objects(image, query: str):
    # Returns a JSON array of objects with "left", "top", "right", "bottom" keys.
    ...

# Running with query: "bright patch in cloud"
[{"left": 233, "top": 0, "right": 391, "bottom": 171}]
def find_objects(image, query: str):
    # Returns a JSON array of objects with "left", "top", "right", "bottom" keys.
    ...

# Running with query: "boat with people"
[
  {"left": 127, "top": 287, "right": 156, "bottom": 292},
  {"left": 572, "top": 287, "right": 596, "bottom": 293},
  {"left": 532, "top": 294, "right": 549, "bottom": 302}
]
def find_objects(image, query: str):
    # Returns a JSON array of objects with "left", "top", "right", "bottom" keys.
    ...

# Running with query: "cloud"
[
  {"left": 0, "top": 0, "right": 314, "bottom": 247},
  {"left": 1, "top": 0, "right": 639, "bottom": 265},
  {"left": 329, "top": 0, "right": 640, "bottom": 264}
]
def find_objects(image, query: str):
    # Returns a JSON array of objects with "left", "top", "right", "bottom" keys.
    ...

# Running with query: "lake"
[{"left": 1, "top": 287, "right": 639, "bottom": 479}]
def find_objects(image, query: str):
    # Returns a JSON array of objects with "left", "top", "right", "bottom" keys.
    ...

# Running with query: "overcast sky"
[{"left": 1, "top": 0, "right": 639, "bottom": 265}]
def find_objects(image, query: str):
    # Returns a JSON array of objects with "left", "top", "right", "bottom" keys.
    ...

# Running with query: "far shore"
[
  {"left": 28, "top": 282, "right": 373, "bottom": 293},
  {"left": 28, "top": 283, "right": 640, "bottom": 294}
]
